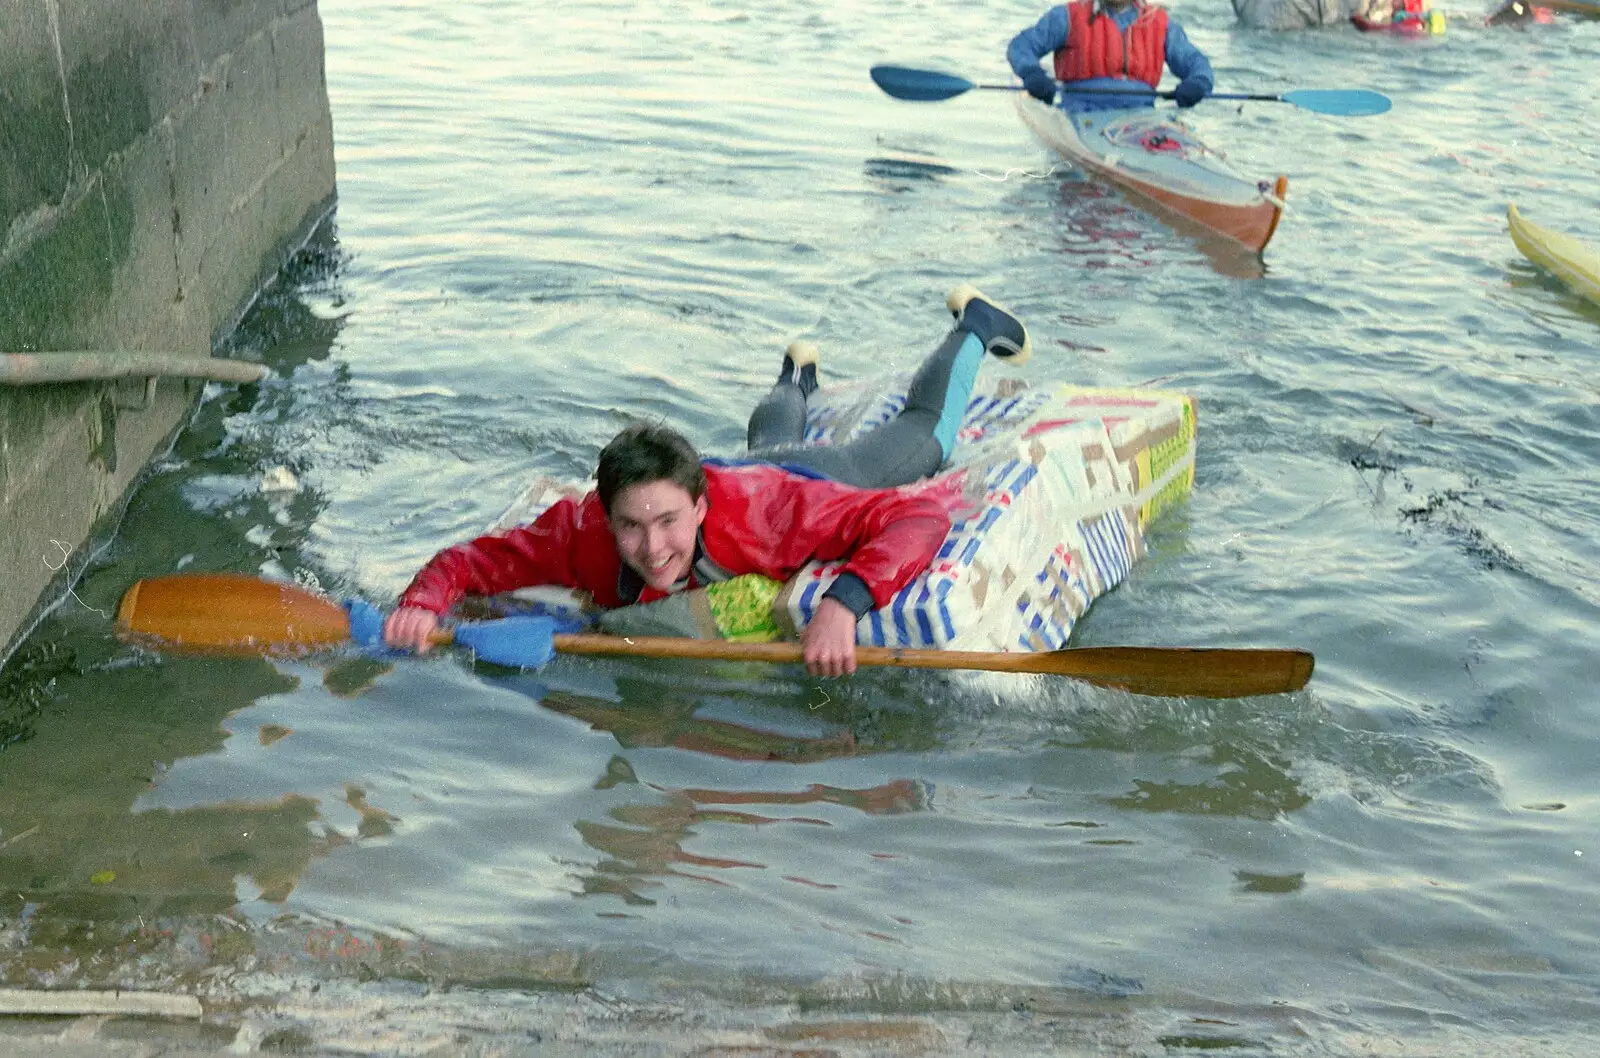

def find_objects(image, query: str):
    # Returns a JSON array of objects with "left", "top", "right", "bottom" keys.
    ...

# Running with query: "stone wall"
[{"left": 0, "top": 0, "right": 336, "bottom": 658}]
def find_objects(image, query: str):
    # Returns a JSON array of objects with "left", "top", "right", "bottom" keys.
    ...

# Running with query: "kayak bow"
[{"left": 1507, "top": 203, "right": 1600, "bottom": 306}]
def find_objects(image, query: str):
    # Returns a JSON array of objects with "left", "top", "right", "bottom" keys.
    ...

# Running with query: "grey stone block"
[
  {"left": 271, "top": 8, "right": 329, "bottom": 147},
  {"left": 0, "top": 0, "right": 49, "bottom": 67},
  {"left": 220, "top": 29, "right": 286, "bottom": 201},
  {"left": 190, "top": 0, "right": 281, "bottom": 67},
  {"left": 0, "top": 183, "right": 131, "bottom": 351},
  {"left": 137, "top": 6, "right": 205, "bottom": 128},
  {"left": 0, "top": 378, "right": 193, "bottom": 657},
  {"left": 257, "top": 117, "right": 336, "bottom": 276},
  {"left": 54, "top": 0, "right": 202, "bottom": 129},
  {"left": 63, "top": 42, "right": 152, "bottom": 189},
  {"left": 191, "top": 173, "right": 267, "bottom": 344},
  {"left": 106, "top": 377, "right": 198, "bottom": 505},
  {"left": 170, "top": 76, "right": 230, "bottom": 286},
  {"left": 0, "top": 389, "right": 107, "bottom": 633},
  {"left": 0, "top": 23, "right": 71, "bottom": 239},
  {"left": 100, "top": 132, "right": 191, "bottom": 351}
]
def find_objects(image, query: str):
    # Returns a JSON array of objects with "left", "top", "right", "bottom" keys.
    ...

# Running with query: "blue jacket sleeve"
[
  {"left": 1162, "top": 21, "right": 1214, "bottom": 88},
  {"left": 1007, "top": 7, "right": 1070, "bottom": 79}
]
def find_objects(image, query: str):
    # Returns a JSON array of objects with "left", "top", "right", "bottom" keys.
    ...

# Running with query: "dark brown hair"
[{"left": 595, "top": 422, "right": 706, "bottom": 514}]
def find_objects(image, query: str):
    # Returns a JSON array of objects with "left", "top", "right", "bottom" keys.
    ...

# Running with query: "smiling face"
[{"left": 607, "top": 479, "right": 708, "bottom": 593}]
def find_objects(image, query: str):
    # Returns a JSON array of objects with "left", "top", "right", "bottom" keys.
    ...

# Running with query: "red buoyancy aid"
[{"left": 1055, "top": 0, "right": 1170, "bottom": 89}]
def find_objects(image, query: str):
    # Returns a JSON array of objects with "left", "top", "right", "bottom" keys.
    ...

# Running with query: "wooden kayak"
[
  {"left": 1015, "top": 95, "right": 1287, "bottom": 254},
  {"left": 1507, "top": 203, "right": 1600, "bottom": 306}
]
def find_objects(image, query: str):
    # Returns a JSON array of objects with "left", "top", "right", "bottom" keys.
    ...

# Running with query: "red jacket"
[
  {"left": 397, "top": 462, "right": 954, "bottom": 616},
  {"left": 1056, "top": 0, "right": 1169, "bottom": 88}
]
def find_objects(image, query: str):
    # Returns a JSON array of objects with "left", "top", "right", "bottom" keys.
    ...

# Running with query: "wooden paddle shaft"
[
  {"left": 552, "top": 633, "right": 1068, "bottom": 670},
  {"left": 545, "top": 634, "right": 1314, "bottom": 697}
]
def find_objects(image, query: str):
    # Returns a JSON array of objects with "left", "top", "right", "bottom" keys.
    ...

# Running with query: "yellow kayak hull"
[{"left": 1507, "top": 203, "right": 1600, "bottom": 306}]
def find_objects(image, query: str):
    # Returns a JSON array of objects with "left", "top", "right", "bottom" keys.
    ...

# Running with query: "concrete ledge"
[{"left": 0, "top": 0, "right": 337, "bottom": 662}]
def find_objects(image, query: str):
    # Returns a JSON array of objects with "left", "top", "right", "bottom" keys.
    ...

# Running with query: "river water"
[{"left": 2, "top": 0, "right": 1598, "bottom": 1052}]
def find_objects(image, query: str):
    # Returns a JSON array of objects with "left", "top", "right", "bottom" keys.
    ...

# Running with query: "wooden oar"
[
  {"left": 869, "top": 64, "right": 1392, "bottom": 117},
  {"left": 115, "top": 573, "right": 1314, "bottom": 699}
]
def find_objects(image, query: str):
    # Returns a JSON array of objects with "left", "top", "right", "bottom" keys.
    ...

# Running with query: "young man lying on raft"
[{"left": 383, "top": 286, "right": 1031, "bottom": 677}]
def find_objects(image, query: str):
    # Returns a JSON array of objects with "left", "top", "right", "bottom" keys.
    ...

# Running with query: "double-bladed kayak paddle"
[
  {"left": 869, "top": 64, "right": 1392, "bottom": 117},
  {"left": 115, "top": 573, "right": 1314, "bottom": 699}
]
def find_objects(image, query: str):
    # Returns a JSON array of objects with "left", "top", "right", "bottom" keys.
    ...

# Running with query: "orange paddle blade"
[{"left": 116, "top": 573, "right": 352, "bottom": 653}]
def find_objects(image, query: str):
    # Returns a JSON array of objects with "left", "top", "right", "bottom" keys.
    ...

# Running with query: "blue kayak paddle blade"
[
  {"left": 870, "top": 65, "right": 978, "bottom": 102},
  {"left": 454, "top": 616, "right": 556, "bottom": 670},
  {"left": 345, "top": 599, "right": 386, "bottom": 647},
  {"left": 1281, "top": 88, "right": 1392, "bottom": 117}
]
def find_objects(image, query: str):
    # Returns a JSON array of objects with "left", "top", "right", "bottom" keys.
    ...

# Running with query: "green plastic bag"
[{"left": 597, "top": 574, "right": 784, "bottom": 642}]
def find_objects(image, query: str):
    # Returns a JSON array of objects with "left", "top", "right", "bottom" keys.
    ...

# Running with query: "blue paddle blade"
[
  {"left": 870, "top": 65, "right": 978, "bottom": 102},
  {"left": 454, "top": 616, "right": 556, "bottom": 669},
  {"left": 1280, "top": 88, "right": 1391, "bottom": 117},
  {"left": 345, "top": 599, "right": 386, "bottom": 647}
]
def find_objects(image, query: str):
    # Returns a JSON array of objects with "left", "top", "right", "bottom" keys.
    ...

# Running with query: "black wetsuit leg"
[
  {"left": 746, "top": 382, "right": 808, "bottom": 451},
  {"left": 745, "top": 326, "right": 985, "bottom": 489}
]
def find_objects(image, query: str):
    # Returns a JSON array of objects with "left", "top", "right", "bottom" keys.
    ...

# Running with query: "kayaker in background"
[
  {"left": 1235, "top": 0, "right": 1444, "bottom": 31},
  {"left": 1352, "top": 0, "right": 1447, "bottom": 31},
  {"left": 383, "top": 288, "right": 1033, "bottom": 677},
  {"left": 1485, "top": 0, "right": 1554, "bottom": 23},
  {"left": 1008, "top": 0, "right": 1214, "bottom": 113},
  {"left": 1231, "top": 0, "right": 1362, "bottom": 30}
]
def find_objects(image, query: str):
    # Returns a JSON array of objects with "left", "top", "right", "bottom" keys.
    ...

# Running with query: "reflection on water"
[
  {"left": 574, "top": 764, "right": 929, "bottom": 907},
  {"left": 1105, "top": 744, "right": 1311, "bottom": 819},
  {"left": 862, "top": 155, "right": 964, "bottom": 187},
  {"left": 494, "top": 675, "right": 938, "bottom": 904},
  {"left": 0, "top": 648, "right": 348, "bottom": 986},
  {"left": 1051, "top": 180, "right": 1269, "bottom": 279},
  {"left": 541, "top": 688, "right": 864, "bottom": 764},
  {"left": 0, "top": 641, "right": 73, "bottom": 751}
]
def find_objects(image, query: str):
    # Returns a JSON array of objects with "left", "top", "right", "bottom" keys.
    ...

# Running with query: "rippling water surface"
[{"left": 3, "top": 0, "right": 1599, "bottom": 1051}]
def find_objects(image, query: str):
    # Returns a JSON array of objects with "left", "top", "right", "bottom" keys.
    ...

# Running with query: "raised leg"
[
  {"left": 749, "top": 288, "right": 1031, "bottom": 489},
  {"left": 746, "top": 341, "right": 820, "bottom": 450}
]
